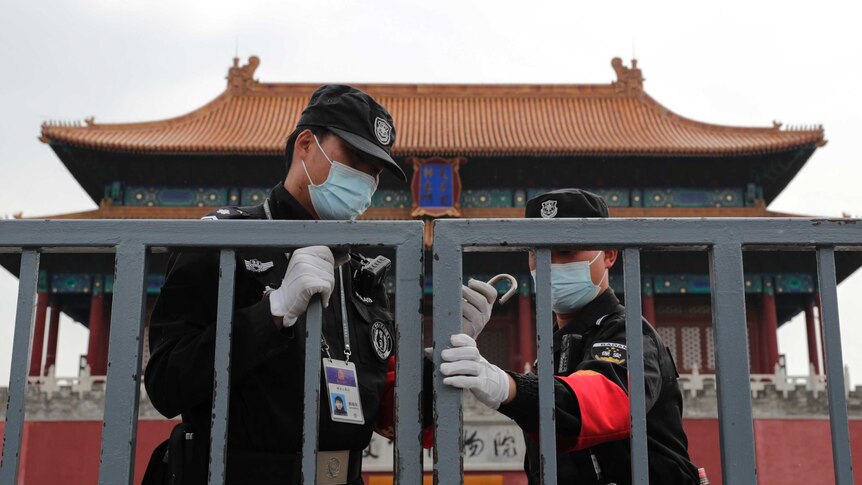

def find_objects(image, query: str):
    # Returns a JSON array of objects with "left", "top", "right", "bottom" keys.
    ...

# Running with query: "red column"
[
  {"left": 642, "top": 293, "right": 656, "bottom": 324},
  {"left": 96, "top": 299, "right": 112, "bottom": 377},
  {"left": 760, "top": 291, "right": 779, "bottom": 374},
  {"left": 29, "top": 292, "right": 50, "bottom": 377},
  {"left": 804, "top": 299, "right": 820, "bottom": 374},
  {"left": 761, "top": 321, "right": 773, "bottom": 376},
  {"left": 748, "top": 319, "right": 762, "bottom": 374},
  {"left": 87, "top": 290, "right": 106, "bottom": 375},
  {"left": 43, "top": 300, "right": 61, "bottom": 375},
  {"left": 518, "top": 293, "right": 534, "bottom": 372}
]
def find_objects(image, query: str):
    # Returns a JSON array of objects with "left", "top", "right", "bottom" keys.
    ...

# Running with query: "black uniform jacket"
[
  {"left": 498, "top": 289, "right": 700, "bottom": 485},
  {"left": 144, "top": 184, "right": 423, "bottom": 484}
]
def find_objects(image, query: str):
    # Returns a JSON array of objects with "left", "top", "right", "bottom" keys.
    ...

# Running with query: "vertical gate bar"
[
  {"left": 816, "top": 247, "right": 854, "bottom": 485},
  {"left": 534, "top": 248, "right": 557, "bottom": 485},
  {"left": 0, "top": 250, "right": 40, "bottom": 484},
  {"left": 708, "top": 243, "right": 756, "bottom": 485},
  {"left": 301, "top": 296, "right": 324, "bottom": 484},
  {"left": 99, "top": 243, "right": 149, "bottom": 485},
  {"left": 394, "top": 233, "right": 425, "bottom": 484},
  {"left": 208, "top": 250, "right": 236, "bottom": 485},
  {"left": 432, "top": 230, "right": 464, "bottom": 485},
  {"left": 624, "top": 248, "right": 649, "bottom": 484}
]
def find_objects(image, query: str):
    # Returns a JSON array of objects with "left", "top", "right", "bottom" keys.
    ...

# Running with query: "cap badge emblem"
[
  {"left": 541, "top": 200, "right": 558, "bottom": 218},
  {"left": 374, "top": 117, "right": 392, "bottom": 145}
]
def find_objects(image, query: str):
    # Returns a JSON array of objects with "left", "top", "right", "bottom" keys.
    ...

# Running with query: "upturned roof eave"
[{"left": 43, "top": 138, "right": 823, "bottom": 159}]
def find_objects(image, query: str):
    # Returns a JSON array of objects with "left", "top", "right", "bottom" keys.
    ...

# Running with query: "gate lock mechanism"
[{"left": 486, "top": 274, "right": 519, "bottom": 304}]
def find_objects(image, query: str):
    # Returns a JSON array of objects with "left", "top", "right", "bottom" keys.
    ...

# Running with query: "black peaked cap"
[
  {"left": 525, "top": 188, "right": 609, "bottom": 219},
  {"left": 285, "top": 84, "right": 406, "bottom": 182}
]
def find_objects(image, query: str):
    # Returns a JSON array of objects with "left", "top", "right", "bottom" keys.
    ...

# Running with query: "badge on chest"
[
  {"left": 323, "top": 359, "right": 365, "bottom": 425},
  {"left": 316, "top": 450, "right": 350, "bottom": 485},
  {"left": 243, "top": 258, "right": 274, "bottom": 273}
]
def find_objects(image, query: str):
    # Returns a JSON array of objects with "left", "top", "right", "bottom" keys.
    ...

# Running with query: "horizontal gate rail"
[
  {"left": 0, "top": 219, "right": 427, "bottom": 249},
  {"left": 0, "top": 218, "right": 860, "bottom": 250},
  {"left": 432, "top": 217, "right": 861, "bottom": 485},
  {"left": 0, "top": 219, "right": 425, "bottom": 485}
]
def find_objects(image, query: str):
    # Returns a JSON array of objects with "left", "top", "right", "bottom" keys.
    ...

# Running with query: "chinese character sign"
[
  {"left": 410, "top": 157, "right": 466, "bottom": 218},
  {"left": 419, "top": 164, "right": 453, "bottom": 207},
  {"left": 361, "top": 422, "right": 526, "bottom": 472}
]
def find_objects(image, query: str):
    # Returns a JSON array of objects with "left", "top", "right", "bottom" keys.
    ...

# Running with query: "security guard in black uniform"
[
  {"left": 142, "top": 85, "right": 499, "bottom": 485},
  {"left": 440, "top": 189, "right": 701, "bottom": 485}
]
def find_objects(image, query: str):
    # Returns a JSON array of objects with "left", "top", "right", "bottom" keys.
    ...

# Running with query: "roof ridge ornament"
[
  {"left": 226, "top": 55, "right": 260, "bottom": 94},
  {"left": 611, "top": 57, "right": 644, "bottom": 94}
]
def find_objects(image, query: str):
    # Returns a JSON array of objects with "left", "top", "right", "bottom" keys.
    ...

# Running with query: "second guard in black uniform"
[{"left": 440, "top": 189, "right": 701, "bottom": 485}]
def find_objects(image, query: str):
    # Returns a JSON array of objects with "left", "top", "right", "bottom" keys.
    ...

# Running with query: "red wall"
[
  {"left": 2, "top": 419, "right": 861, "bottom": 484},
  {"left": 682, "top": 419, "right": 862, "bottom": 485},
  {"left": 0, "top": 420, "right": 178, "bottom": 485},
  {"left": 684, "top": 419, "right": 722, "bottom": 484},
  {"left": 754, "top": 419, "right": 862, "bottom": 485}
]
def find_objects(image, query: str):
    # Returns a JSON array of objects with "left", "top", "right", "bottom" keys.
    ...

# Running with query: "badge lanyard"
[
  {"left": 321, "top": 266, "right": 352, "bottom": 363},
  {"left": 263, "top": 199, "right": 357, "bottom": 384},
  {"left": 321, "top": 266, "right": 365, "bottom": 425}
]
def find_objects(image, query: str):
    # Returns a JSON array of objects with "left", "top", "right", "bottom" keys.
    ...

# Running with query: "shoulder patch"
[
  {"left": 591, "top": 342, "right": 627, "bottom": 365},
  {"left": 370, "top": 321, "right": 393, "bottom": 361}
]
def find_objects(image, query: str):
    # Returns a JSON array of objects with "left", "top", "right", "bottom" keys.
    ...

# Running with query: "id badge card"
[{"left": 323, "top": 359, "right": 365, "bottom": 425}]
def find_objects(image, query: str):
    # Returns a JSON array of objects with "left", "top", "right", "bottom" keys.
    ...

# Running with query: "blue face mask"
[
  {"left": 302, "top": 135, "right": 378, "bottom": 221},
  {"left": 531, "top": 251, "right": 607, "bottom": 314}
]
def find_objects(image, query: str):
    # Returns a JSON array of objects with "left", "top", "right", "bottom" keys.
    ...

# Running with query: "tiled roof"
[{"left": 40, "top": 57, "right": 826, "bottom": 157}]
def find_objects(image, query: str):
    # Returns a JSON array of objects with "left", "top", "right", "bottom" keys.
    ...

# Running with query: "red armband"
[{"left": 556, "top": 370, "right": 630, "bottom": 451}]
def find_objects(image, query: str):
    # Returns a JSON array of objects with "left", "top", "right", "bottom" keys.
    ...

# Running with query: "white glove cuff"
[
  {"left": 269, "top": 293, "right": 297, "bottom": 327},
  {"left": 490, "top": 365, "right": 511, "bottom": 406}
]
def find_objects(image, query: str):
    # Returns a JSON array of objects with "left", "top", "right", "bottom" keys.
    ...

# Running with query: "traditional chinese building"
[{"left": 4, "top": 56, "right": 861, "bottom": 484}]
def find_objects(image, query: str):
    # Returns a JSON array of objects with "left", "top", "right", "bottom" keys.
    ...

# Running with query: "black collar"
[
  {"left": 266, "top": 183, "right": 314, "bottom": 221},
  {"left": 552, "top": 288, "right": 624, "bottom": 348}
]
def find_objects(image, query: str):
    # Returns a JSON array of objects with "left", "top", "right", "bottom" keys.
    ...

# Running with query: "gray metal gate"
[
  {"left": 0, "top": 217, "right": 858, "bottom": 485},
  {"left": 431, "top": 218, "right": 857, "bottom": 485},
  {"left": 0, "top": 219, "right": 425, "bottom": 485}
]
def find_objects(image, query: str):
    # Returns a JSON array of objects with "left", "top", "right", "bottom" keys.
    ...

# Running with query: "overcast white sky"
[{"left": 1, "top": 0, "right": 861, "bottom": 387}]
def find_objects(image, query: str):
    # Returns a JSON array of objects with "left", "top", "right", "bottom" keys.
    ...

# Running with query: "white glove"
[
  {"left": 440, "top": 334, "right": 510, "bottom": 409},
  {"left": 269, "top": 246, "right": 335, "bottom": 327},
  {"left": 461, "top": 279, "right": 497, "bottom": 339}
]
